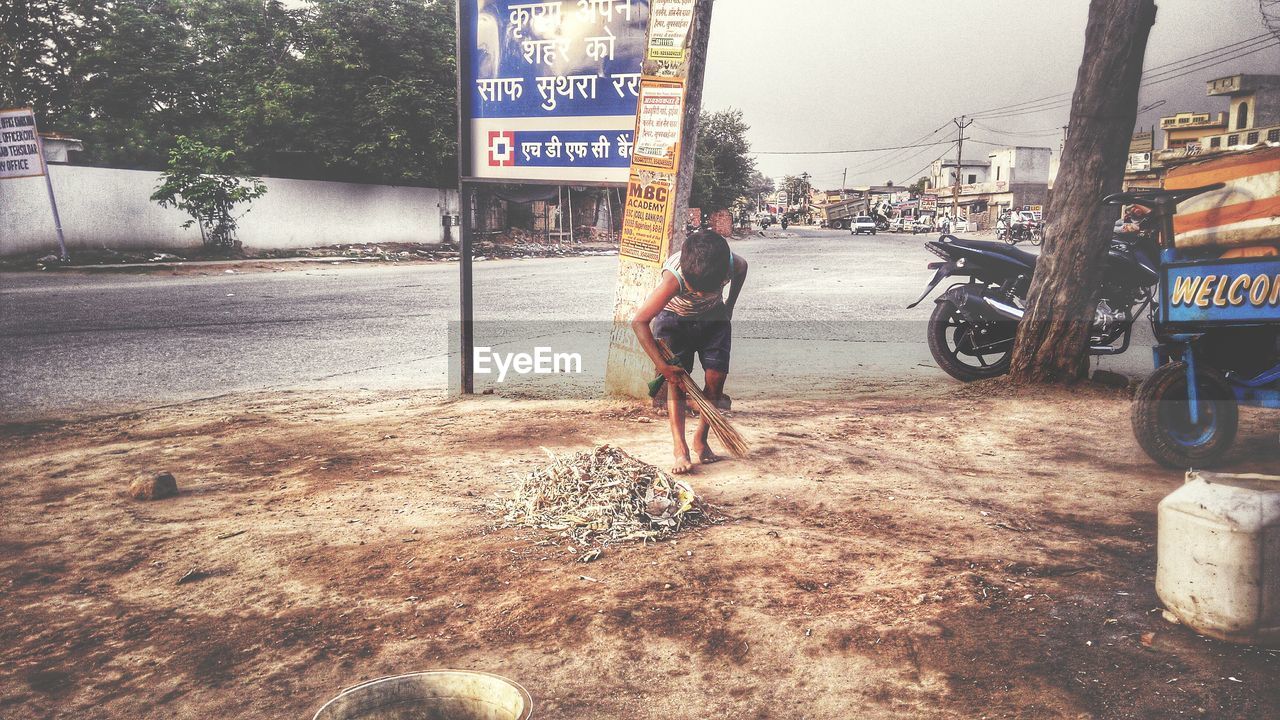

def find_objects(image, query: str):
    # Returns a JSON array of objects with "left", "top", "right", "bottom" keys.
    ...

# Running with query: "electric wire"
[
  {"left": 751, "top": 137, "right": 958, "bottom": 156},
  {"left": 896, "top": 142, "right": 958, "bottom": 186},
  {"left": 964, "top": 32, "right": 1276, "bottom": 118},
  {"left": 755, "top": 31, "right": 1278, "bottom": 184},
  {"left": 971, "top": 37, "right": 1279, "bottom": 120}
]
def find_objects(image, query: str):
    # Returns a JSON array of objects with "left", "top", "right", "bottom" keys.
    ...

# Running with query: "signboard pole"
[
  {"left": 459, "top": 182, "right": 475, "bottom": 394},
  {"left": 33, "top": 129, "right": 69, "bottom": 262},
  {"left": 455, "top": 0, "right": 473, "bottom": 394},
  {"left": 605, "top": 0, "right": 714, "bottom": 398}
]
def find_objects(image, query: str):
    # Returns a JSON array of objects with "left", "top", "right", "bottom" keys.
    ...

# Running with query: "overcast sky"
[{"left": 700, "top": 0, "right": 1280, "bottom": 190}]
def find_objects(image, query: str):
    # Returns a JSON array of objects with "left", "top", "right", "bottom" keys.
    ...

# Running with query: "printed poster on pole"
[
  {"left": 459, "top": 0, "right": 652, "bottom": 185},
  {"left": 630, "top": 80, "right": 684, "bottom": 172},
  {"left": 618, "top": 171, "right": 675, "bottom": 263},
  {"left": 645, "top": 0, "right": 695, "bottom": 62}
]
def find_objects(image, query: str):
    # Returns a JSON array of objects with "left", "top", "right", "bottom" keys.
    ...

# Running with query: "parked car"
[
  {"left": 850, "top": 216, "right": 877, "bottom": 235},
  {"left": 911, "top": 216, "right": 935, "bottom": 234},
  {"left": 949, "top": 217, "right": 970, "bottom": 233},
  {"left": 887, "top": 217, "right": 910, "bottom": 233}
]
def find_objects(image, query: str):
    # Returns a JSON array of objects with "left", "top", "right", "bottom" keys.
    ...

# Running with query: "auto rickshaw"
[{"left": 1124, "top": 145, "right": 1280, "bottom": 467}]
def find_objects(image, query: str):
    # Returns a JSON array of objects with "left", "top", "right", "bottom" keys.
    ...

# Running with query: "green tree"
[
  {"left": 746, "top": 170, "right": 774, "bottom": 209},
  {"left": 290, "top": 0, "right": 457, "bottom": 185},
  {"left": 690, "top": 108, "right": 756, "bottom": 213},
  {"left": 151, "top": 136, "right": 267, "bottom": 250},
  {"left": 182, "top": 0, "right": 305, "bottom": 166},
  {"left": 61, "top": 0, "right": 213, "bottom": 169},
  {"left": 780, "top": 174, "right": 809, "bottom": 206},
  {"left": 0, "top": 1, "right": 107, "bottom": 121},
  {"left": 908, "top": 176, "right": 931, "bottom": 196},
  {"left": 6, "top": 0, "right": 458, "bottom": 185}
]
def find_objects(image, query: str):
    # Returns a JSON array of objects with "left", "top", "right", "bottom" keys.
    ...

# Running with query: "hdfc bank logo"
[{"left": 488, "top": 131, "right": 515, "bottom": 167}]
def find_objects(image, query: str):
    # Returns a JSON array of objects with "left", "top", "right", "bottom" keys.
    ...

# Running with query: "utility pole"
[
  {"left": 951, "top": 114, "right": 973, "bottom": 218},
  {"left": 604, "top": 0, "right": 716, "bottom": 398},
  {"left": 841, "top": 167, "right": 847, "bottom": 198}
]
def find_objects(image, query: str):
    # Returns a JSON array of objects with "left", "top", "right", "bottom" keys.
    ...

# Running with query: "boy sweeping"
[{"left": 632, "top": 230, "right": 748, "bottom": 474}]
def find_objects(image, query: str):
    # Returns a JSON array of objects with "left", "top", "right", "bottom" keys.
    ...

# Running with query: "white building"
[{"left": 926, "top": 146, "right": 1053, "bottom": 227}]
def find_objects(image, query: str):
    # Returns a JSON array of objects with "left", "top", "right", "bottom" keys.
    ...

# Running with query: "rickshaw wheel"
[{"left": 1131, "top": 362, "right": 1239, "bottom": 468}]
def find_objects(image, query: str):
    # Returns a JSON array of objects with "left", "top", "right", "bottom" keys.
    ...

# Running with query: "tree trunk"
[{"left": 1007, "top": 0, "right": 1157, "bottom": 384}]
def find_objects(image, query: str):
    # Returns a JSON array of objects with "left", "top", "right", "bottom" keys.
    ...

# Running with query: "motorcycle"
[
  {"left": 996, "top": 215, "right": 1043, "bottom": 246},
  {"left": 908, "top": 214, "right": 1159, "bottom": 382}
]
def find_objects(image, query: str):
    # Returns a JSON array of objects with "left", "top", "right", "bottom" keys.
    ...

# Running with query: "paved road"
[{"left": 0, "top": 228, "right": 1151, "bottom": 420}]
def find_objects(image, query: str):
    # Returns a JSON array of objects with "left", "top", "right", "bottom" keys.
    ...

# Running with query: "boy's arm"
[
  {"left": 631, "top": 272, "right": 683, "bottom": 381},
  {"left": 723, "top": 255, "right": 749, "bottom": 319}
]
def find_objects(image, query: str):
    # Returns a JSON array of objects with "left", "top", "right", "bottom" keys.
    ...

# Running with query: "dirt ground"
[{"left": 2, "top": 378, "right": 1278, "bottom": 719}]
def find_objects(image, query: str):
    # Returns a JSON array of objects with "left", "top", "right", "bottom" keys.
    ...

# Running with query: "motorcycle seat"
[
  {"left": 1102, "top": 182, "right": 1225, "bottom": 210},
  {"left": 942, "top": 236, "right": 1038, "bottom": 267}
]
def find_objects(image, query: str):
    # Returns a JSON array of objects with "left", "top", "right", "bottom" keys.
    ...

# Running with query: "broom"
[{"left": 651, "top": 338, "right": 749, "bottom": 458}]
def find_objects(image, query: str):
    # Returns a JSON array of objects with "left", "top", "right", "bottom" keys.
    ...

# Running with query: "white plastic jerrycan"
[{"left": 1157, "top": 471, "right": 1280, "bottom": 647}]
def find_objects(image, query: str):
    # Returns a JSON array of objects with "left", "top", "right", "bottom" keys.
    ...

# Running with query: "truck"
[{"left": 817, "top": 198, "right": 864, "bottom": 230}]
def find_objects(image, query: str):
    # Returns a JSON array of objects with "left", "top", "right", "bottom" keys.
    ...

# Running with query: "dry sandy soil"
[{"left": 2, "top": 378, "right": 1278, "bottom": 719}]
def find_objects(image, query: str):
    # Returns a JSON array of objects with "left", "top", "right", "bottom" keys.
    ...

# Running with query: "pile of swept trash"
[{"left": 494, "top": 445, "right": 719, "bottom": 559}]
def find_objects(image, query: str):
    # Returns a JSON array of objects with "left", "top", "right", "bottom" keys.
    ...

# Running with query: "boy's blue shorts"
[{"left": 651, "top": 306, "right": 732, "bottom": 374}]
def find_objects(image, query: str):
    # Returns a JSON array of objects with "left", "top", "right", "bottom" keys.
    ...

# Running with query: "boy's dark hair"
[{"left": 680, "top": 230, "right": 730, "bottom": 292}]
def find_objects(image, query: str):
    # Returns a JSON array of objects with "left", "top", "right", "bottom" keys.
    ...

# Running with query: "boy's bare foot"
[
  {"left": 693, "top": 443, "right": 720, "bottom": 464},
  {"left": 672, "top": 453, "right": 694, "bottom": 474}
]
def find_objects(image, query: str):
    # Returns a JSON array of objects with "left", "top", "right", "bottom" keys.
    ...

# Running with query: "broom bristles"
[{"left": 655, "top": 339, "right": 749, "bottom": 458}]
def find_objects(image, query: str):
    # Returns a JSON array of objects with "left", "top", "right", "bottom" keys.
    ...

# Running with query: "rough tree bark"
[{"left": 1007, "top": 0, "right": 1158, "bottom": 383}]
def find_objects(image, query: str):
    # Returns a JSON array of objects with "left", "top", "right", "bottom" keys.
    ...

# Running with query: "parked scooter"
[{"left": 908, "top": 211, "right": 1159, "bottom": 381}]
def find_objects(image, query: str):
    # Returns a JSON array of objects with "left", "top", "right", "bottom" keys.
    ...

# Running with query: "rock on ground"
[{"left": 128, "top": 472, "right": 178, "bottom": 500}]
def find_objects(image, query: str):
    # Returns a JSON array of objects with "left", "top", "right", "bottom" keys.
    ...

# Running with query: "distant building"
[
  {"left": 1201, "top": 74, "right": 1280, "bottom": 150},
  {"left": 928, "top": 158, "right": 990, "bottom": 191},
  {"left": 39, "top": 132, "right": 83, "bottom": 164},
  {"left": 1159, "top": 111, "right": 1228, "bottom": 150},
  {"left": 1127, "top": 72, "right": 1280, "bottom": 191},
  {"left": 926, "top": 146, "right": 1052, "bottom": 227}
]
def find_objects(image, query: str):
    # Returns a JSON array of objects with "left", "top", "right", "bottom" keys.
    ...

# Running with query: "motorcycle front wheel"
[
  {"left": 927, "top": 299, "right": 1014, "bottom": 382},
  {"left": 998, "top": 228, "right": 1013, "bottom": 244},
  {"left": 1131, "top": 361, "right": 1238, "bottom": 467}
]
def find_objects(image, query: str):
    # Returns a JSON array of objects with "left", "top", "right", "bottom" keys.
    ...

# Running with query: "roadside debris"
[
  {"left": 176, "top": 568, "right": 210, "bottom": 585},
  {"left": 494, "top": 445, "right": 721, "bottom": 554},
  {"left": 128, "top": 472, "right": 178, "bottom": 501}
]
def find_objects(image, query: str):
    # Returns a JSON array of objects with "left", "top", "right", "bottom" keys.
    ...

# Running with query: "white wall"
[{"left": 0, "top": 165, "right": 458, "bottom": 256}]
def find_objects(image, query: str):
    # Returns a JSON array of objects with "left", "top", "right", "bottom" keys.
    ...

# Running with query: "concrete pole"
[
  {"left": 951, "top": 115, "right": 972, "bottom": 219},
  {"left": 604, "top": 0, "right": 715, "bottom": 399}
]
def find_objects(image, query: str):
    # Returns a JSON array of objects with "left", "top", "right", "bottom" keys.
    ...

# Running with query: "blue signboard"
[
  {"left": 1162, "top": 257, "right": 1280, "bottom": 325},
  {"left": 460, "top": 0, "right": 650, "bottom": 184}
]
